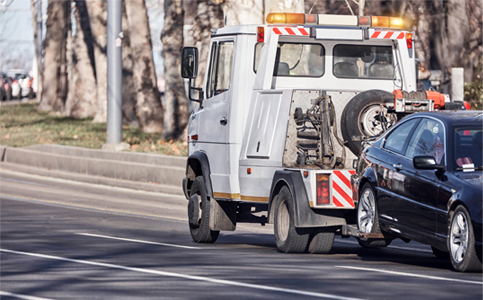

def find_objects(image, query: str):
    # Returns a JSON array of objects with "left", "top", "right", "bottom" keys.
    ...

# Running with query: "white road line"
[
  {"left": 1, "top": 249, "right": 364, "bottom": 300},
  {"left": 76, "top": 233, "right": 201, "bottom": 250},
  {"left": 0, "top": 291, "right": 55, "bottom": 300},
  {"left": 336, "top": 266, "right": 482, "bottom": 285}
]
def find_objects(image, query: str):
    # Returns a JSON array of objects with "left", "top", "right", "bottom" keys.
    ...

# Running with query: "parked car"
[
  {"left": 0, "top": 72, "right": 12, "bottom": 101},
  {"left": 7, "top": 69, "right": 33, "bottom": 99},
  {"left": 352, "top": 110, "right": 482, "bottom": 272}
]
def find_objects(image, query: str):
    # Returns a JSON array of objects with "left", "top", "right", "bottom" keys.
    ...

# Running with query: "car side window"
[
  {"left": 405, "top": 118, "right": 445, "bottom": 164},
  {"left": 206, "top": 41, "right": 234, "bottom": 99},
  {"left": 383, "top": 119, "right": 419, "bottom": 154}
]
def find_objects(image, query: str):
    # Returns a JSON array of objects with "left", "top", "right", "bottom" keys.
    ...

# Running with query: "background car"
[
  {"left": 352, "top": 110, "right": 482, "bottom": 272},
  {"left": 0, "top": 72, "right": 12, "bottom": 101},
  {"left": 7, "top": 69, "right": 34, "bottom": 99}
]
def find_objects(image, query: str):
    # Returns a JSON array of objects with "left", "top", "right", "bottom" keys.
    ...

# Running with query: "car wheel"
[
  {"left": 357, "top": 183, "right": 390, "bottom": 248},
  {"left": 308, "top": 227, "right": 335, "bottom": 254},
  {"left": 341, "top": 90, "right": 396, "bottom": 155},
  {"left": 188, "top": 176, "right": 219, "bottom": 243},
  {"left": 274, "top": 186, "right": 310, "bottom": 253},
  {"left": 448, "top": 206, "right": 482, "bottom": 272}
]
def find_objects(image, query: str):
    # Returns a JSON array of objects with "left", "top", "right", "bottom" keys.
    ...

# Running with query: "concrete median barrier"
[{"left": 0, "top": 144, "right": 187, "bottom": 195}]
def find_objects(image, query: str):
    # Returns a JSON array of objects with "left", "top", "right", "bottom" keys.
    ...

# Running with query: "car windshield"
[{"left": 454, "top": 128, "right": 483, "bottom": 170}]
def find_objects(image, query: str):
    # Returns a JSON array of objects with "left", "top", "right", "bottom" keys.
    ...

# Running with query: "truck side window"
[
  {"left": 254, "top": 43, "right": 325, "bottom": 77},
  {"left": 206, "top": 41, "right": 234, "bottom": 98},
  {"left": 333, "top": 45, "right": 394, "bottom": 79}
]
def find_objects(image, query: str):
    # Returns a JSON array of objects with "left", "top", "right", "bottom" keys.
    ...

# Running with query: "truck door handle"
[
  {"left": 220, "top": 117, "right": 227, "bottom": 125},
  {"left": 392, "top": 163, "right": 403, "bottom": 171}
]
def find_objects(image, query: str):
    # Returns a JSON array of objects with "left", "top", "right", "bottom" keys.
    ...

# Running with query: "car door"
[
  {"left": 392, "top": 117, "right": 445, "bottom": 239},
  {"left": 374, "top": 118, "right": 420, "bottom": 222}
]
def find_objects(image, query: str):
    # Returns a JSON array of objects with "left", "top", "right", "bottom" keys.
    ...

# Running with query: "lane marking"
[
  {"left": 336, "top": 266, "right": 482, "bottom": 285},
  {"left": 1, "top": 249, "right": 364, "bottom": 300},
  {"left": 0, "top": 291, "right": 54, "bottom": 300},
  {"left": 76, "top": 233, "right": 201, "bottom": 250}
]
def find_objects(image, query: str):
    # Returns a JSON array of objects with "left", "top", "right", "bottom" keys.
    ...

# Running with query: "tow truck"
[{"left": 180, "top": 12, "right": 459, "bottom": 253}]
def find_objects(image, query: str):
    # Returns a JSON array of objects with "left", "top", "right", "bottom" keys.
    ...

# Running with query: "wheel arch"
[{"left": 184, "top": 151, "right": 214, "bottom": 199}]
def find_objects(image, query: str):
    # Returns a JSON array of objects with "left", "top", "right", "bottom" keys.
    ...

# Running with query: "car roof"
[{"left": 405, "top": 110, "right": 483, "bottom": 126}]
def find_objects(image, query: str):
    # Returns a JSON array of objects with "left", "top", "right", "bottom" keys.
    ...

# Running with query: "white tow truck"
[{"left": 180, "top": 12, "right": 444, "bottom": 253}]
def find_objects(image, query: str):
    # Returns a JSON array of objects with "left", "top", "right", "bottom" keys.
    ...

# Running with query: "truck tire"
[
  {"left": 448, "top": 206, "right": 482, "bottom": 272},
  {"left": 189, "top": 176, "right": 219, "bottom": 243},
  {"left": 308, "top": 227, "right": 335, "bottom": 254},
  {"left": 357, "top": 183, "right": 390, "bottom": 248},
  {"left": 274, "top": 186, "right": 310, "bottom": 253},
  {"left": 341, "top": 90, "right": 394, "bottom": 155}
]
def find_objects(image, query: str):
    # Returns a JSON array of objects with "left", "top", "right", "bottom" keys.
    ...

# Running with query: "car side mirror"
[
  {"left": 413, "top": 156, "right": 444, "bottom": 170},
  {"left": 181, "top": 47, "right": 198, "bottom": 79}
]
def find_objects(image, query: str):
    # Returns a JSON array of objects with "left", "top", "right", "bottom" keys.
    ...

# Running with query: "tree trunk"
[
  {"left": 85, "top": 0, "right": 108, "bottom": 123},
  {"left": 125, "top": 0, "right": 164, "bottom": 133},
  {"left": 162, "top": 0, "right": 190, "bottom": 139},
  {"left": 64, "top": 0, "right": 98, "bottom": 118},
  {"left": 38, "top": 0, "right": 70, "bottom": 112},
  {"left": 121, "top": 2, "right": 138, "bottom": 125},
  {"left": 30, "top": 0, "right": 43, "bottom": 103}
]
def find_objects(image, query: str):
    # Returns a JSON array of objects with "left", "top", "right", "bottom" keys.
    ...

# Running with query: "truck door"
[{"left": 194, "top": 38, "right": 235, "bottom": 195}]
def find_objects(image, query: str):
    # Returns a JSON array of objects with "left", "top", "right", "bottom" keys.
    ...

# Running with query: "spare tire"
[{"left": 341, "top": 90, "right": 394, "bottom": 155}]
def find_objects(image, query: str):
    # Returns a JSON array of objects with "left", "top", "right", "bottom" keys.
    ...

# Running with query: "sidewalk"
[{"left": 0, "top": 144, "right": 186, "bottom": 196}]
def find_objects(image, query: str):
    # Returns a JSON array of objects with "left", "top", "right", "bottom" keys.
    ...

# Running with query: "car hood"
[{"left": 453, "top": 172, "right": 483, "bottom": 189}]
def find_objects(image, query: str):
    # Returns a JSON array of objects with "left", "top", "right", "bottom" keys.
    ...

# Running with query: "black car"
[{"left": 351, "top": 110, "right": 482, "bottom": 272}]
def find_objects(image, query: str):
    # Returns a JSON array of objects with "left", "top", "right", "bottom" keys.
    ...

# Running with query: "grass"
[{"left": 0, "top": 101, "right": 188, "bottom": 156}]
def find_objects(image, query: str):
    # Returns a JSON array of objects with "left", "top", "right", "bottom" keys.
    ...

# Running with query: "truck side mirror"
[
  {"left": 181, "top": 47, "right": 198, "bottom": 79},
  {"left": 181, "top": 47, "right": 203, "bottom": 103}
]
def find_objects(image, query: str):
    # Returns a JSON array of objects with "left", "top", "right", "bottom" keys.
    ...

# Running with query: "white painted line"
[
  {"left": 0, "top": 291, "right": 54, "bottom": 300},
  {"left": 1, "top": 249, "right": 364, "bottom": 300},
  {"left": 336, "top": 266, "right": 482, "bottom": 285},
  {"left": 76, "top": 233, "right": 201, "bottom": 250}
]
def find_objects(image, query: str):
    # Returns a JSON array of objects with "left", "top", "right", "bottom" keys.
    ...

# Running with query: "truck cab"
[{"left": 181, "top": 13, "right": 417, "bottom": 253}]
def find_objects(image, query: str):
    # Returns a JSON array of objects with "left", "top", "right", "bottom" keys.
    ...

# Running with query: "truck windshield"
[
  {"left": 254, "top": 43, "right": 325, "bottom": 77},
  {"left": 333, "top": 45, "right": 394, "bottom": 80}
]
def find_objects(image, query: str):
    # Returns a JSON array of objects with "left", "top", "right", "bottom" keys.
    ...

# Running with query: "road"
[{"left": 1, "top": 169, "right": 482, "bottom": 300}]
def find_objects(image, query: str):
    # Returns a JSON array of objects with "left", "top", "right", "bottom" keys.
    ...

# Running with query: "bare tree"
[
  {"left": 162, "top": 0, "right": 190, "bottom": 139},
  {"left": 125, "top": 0, "right": 164, "bottom": 133},
  {"left": 38, "top": 0, "right": 70, "bottom": 112},
  {"left": 64, "top": 0, "right": 98, "bottom": 118},
  {"left": 85, "top": 0, "right": 108, "bottom": 123},
  {"left": 30, "top": 0, "right": 43, "bottom": 102}
]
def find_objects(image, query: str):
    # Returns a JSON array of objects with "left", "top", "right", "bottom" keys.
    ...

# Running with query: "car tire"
[
  {"left": 357, "top": 183, "right": 390, "bottom": 248},
  {"left": 188, "top": 176, "right": 219, "bottom": 243},
  {"left": 448, "top": 206, "right": 482, "bottom": 272},
  {"left": 341, "top": 90, "right": 395, "bottom": 155},
  {"left": 274, "top": 186, "right": 311, "bottom": 253},
  {"left": 308, "top": 227, "right": 335, "bottom": 254}
]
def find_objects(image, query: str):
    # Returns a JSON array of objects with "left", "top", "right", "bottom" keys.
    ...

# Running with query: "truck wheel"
[
  {"left": 448, "top": 206, "right": 482, "bottom": 272},
  {"left": 357, "top": 183, "right": 389, "bottom": 248},
  {"left": 188, "top": 176, "right": 219, "bottom": 243},
  {"left": 341, "top": 90, "right": 394, "bottom": 155},
  {"left": 308, "top": 227, "right": 335, "bottom": 254},
  {"left": 274, "top": 186, "right": 310, "bottom": 253}
]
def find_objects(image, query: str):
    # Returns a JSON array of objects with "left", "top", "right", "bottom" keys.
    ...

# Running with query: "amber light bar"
[{"left": 266, "top": 12, "right": 404, "bottom": 29}]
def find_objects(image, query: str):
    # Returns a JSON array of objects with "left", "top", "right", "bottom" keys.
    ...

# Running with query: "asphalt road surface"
[{"left": 1, "top": 169, "right": 482, "bottom": 300}]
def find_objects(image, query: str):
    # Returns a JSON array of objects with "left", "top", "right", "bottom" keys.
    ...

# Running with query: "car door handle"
[
  {"left": 220, "top": 117, "right": 227, "bottom": 126},
  {"left": 393, "top": 163, "right": 403, "bottom": 171}
]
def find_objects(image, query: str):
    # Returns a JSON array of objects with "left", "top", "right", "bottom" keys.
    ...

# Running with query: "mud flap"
[{"left": 210, "top": 199, "right": 237, "bottom": 231}]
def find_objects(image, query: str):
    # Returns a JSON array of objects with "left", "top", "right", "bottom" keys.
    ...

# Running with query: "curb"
[{"left": 0, "top": 144, "right": 186, "bottom": 195}]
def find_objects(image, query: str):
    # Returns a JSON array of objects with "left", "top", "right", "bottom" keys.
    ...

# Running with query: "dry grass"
[{"left": 0, "top": 102, "right": 188, "bottom": 156}]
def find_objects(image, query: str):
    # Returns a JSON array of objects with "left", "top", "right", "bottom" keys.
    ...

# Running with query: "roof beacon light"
[
  {"left": 266, "top": 12, "right": 405, "bottom": 29},
  {"left": 257, "top": 26, "right": 264, "bottom": 43}
]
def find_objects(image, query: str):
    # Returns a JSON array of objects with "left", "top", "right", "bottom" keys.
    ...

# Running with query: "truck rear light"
[
  {"left": 304, "top": 14, "right": 317, "bottom": 25},
  {"left": 406, "top": 32, "right": 413, "bottom": 49},
  {"left": 371, "top": 16, "right": 389, "bottom": 28},
  {"left": 316, "top": 174, "right": 330, "bottom": 205},
  {"left": 358, "top": 16, "right": 371, "bottom": 26},
  {"left": 257, "top": 26, "right": 264, "bottom": 43}
]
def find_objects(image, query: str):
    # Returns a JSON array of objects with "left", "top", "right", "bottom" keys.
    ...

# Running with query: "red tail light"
[
  {"left": 316, "top": 174, "right": 330, "bottom": 205},
  {"left": 406, "top": 32, "right": 413, "bottom": 49},
  {"left": 257, "top": 26, "right": 264, "bottom": 43}
]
